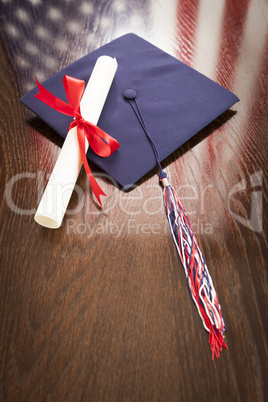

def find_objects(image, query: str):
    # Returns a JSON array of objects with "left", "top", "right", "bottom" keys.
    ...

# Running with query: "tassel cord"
[{"left": 126, "top": 98, "right": 167, "bottom": 179}]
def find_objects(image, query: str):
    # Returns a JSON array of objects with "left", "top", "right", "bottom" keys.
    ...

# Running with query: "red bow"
[{"left": 34, "top": 75, "right": 120, "bottom": 206}]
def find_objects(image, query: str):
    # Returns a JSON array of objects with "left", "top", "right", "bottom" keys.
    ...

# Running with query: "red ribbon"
[{"left": 34, "top": 75, "right": 120, "bottom": 206}]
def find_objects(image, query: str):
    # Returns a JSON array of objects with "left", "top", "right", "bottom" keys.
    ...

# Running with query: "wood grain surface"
[{"left": 0, "top": 0, "right": 267, "bottom": 401}]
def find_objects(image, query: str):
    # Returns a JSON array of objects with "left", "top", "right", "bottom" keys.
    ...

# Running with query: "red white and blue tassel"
[
  {"left": 160, "top": 172, "right": 227, "bottom": 359},
  {"left": 124, "top": 89, "right": 227, "bottom": 359}
]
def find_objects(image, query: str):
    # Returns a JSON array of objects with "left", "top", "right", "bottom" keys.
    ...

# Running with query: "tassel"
[
  {"left": 160, "top": 173, "right": 227, "bottom": 360},
  {"left": 124, "top": 89, "right": 227, "bottom": 359}
]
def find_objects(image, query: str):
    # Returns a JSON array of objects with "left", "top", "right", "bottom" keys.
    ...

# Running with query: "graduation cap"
[
  {"left": 20, "top": 33, "right": 239, "bottom": 359},
  {"left": 21, "top": 33, "right": 238, "bottom": 189}
]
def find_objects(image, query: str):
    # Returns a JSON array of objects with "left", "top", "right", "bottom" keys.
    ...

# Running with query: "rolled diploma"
[{"left": 34, "top": 56, "right": 118, "bottom": 229}]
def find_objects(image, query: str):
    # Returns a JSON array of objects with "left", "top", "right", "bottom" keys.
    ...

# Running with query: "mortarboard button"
[{"left": 123, "top": 89, "right": 137, "bottom": 100}]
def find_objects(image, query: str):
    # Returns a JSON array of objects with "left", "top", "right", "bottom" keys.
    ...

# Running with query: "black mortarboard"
[{"left": 20, "top": 33, "right": 239, "bottom": 189}]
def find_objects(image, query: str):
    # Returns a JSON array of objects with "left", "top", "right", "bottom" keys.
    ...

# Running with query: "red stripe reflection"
[
  {"left": 175, "top": 0, "right": 199, "bottom": 66},
  {"left": 216, "top": 0, "right": 250, "bottom": 88}
]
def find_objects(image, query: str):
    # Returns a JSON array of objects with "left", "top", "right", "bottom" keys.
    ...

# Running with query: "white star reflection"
[
  {"left": 47, "top": 7, "right": 62, "bottom": 21},
  {"left": 79, "top": 2, "right": 94, "bottom": 15},
  {"left": 15, "top": 7, "right": 30, "bottom": 23}
]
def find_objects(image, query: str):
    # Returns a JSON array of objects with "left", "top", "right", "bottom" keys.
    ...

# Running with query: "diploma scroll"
[{"left": 34, "top": 56, "right": 118, "bottom": 229}]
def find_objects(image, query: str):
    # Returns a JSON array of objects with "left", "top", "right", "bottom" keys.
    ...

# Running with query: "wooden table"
[{"left": 0, "top": 0, "right": 267, "bottom": 400}]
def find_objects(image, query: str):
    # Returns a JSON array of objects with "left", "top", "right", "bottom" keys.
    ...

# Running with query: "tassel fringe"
[{"left": 163, "top": 185, "right": 227, "bottom": 359}]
